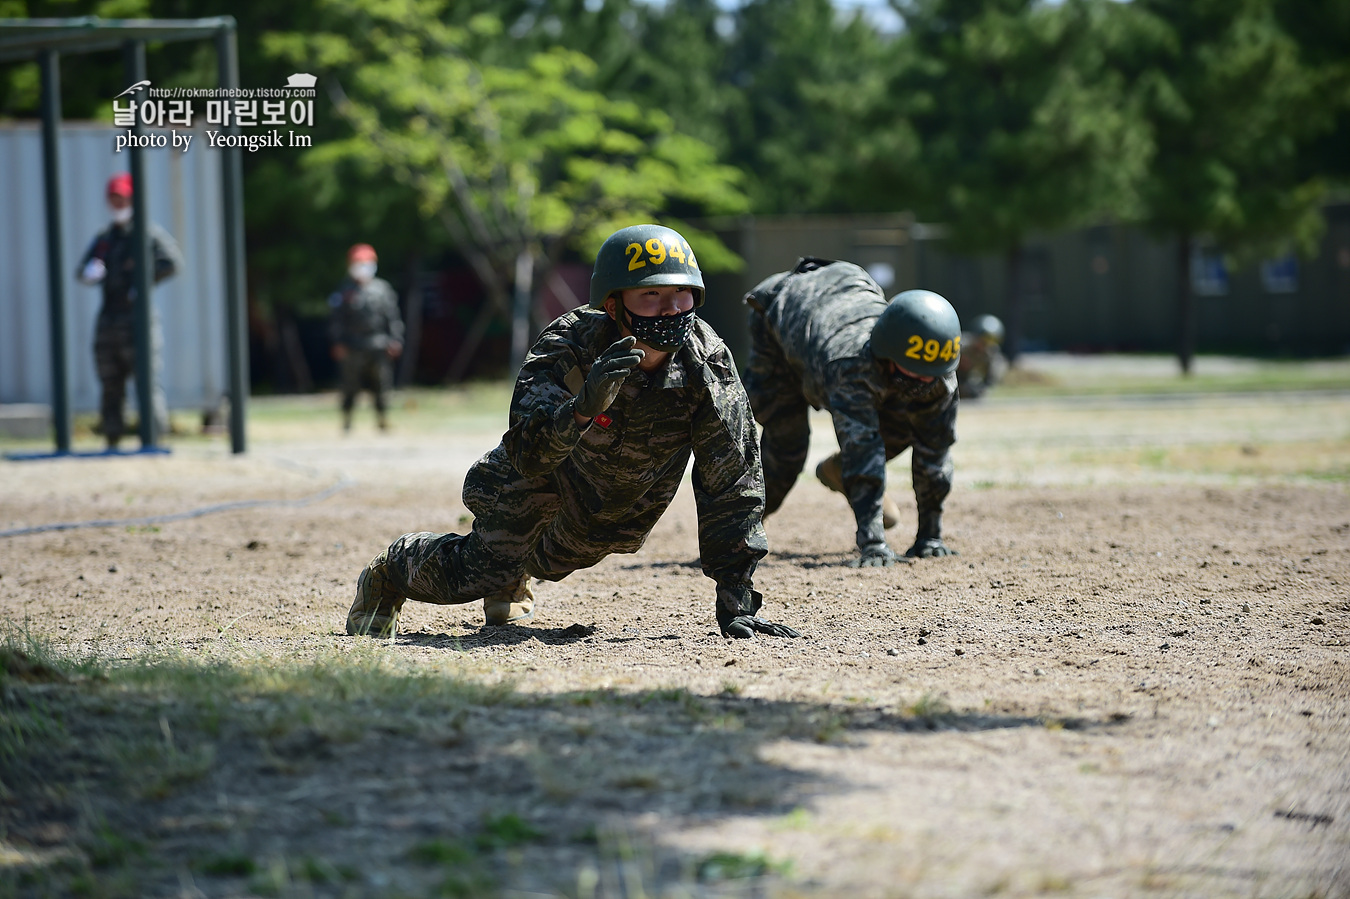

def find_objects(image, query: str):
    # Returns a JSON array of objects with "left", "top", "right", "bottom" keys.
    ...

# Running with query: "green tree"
[
  {"left": 1124, "top": 0, "right": 1334, "bottom": 371},
  {"left": 722, "top": 0, "right": 890, "bottom": 213},
  {"left": 268, "top": 0, "right": 748, "bottom": 376},
  {"left": 860, "top": 0, "right": 1150, "bottom": 359},
  {"left": 1273, "top": 0, "right": 1350, "bottom": 188}
]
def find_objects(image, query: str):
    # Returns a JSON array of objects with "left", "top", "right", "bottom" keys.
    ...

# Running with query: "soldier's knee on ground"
[{"left": 816, "top": 452, "right": 901, "bottom": 529}]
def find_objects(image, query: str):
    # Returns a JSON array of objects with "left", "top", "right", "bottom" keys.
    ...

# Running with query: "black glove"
[
  {"left": 906, "top": 537, "right": 957, "bottom": 558},
  {"left": 848, "top": 542, "right": 901, "bottom": 568},
  {"left": 716, "top": 586, "right": 802, "bottom": 639},
  {"left": 575, "top": 336, "right": 643, "bottom": 420},
  {"left": 722, "top": 615, "right": 802, "bottom": 639}
]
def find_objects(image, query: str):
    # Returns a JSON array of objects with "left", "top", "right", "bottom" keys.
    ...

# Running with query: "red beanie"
[
  {"left": 106, "top": 172, "right": 133, "bottom": 198},
  {"left": 347, "top": 243, "right": 377, "bottom": 263}
]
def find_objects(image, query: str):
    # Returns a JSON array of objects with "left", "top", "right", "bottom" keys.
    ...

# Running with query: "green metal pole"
[
  {"left": 123, "top": 39, "right": 157, "bottom": 448},
  {"left": 38, "top": 48, "right": 71, "bottom": 454},
  {"left": 216, "top": 24, "right": 248, "bottom": 454}
]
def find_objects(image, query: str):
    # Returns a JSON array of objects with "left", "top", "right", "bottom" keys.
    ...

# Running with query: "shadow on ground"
[{"left": 0, "top": 642, "right": 1128, "bottom": 898}]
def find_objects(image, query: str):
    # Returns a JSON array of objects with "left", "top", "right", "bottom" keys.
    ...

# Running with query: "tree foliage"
[
  {"left": 267, "top": 0, "right": 748, "bottom": 371},
  {"left": 861, "top": 0, "right": 1149, "bottom": 252},
  {"left": 1127, "top": 0, "right": 1332, "bottom": 258},
  {"left": 1119, "top": 0, "right": 1335, "bottom": 370}
]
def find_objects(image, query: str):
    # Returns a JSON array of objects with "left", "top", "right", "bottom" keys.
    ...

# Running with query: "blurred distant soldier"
[
  {"left": 743, "top": 259, "right": 961, "bottom": 567},
  {"left": 956, "top": 314, "right": 1008, "bottom": 400},
  {"left": 345, "top": 224, "right": 799, "bottom": 641},
  {"left": 75, "top": 172, "right": 183, "bottom": 451},
  {"left": 328, "top": 243, "right": 404, "bottom": 431}
]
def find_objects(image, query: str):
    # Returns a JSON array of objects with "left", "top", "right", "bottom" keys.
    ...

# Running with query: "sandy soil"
[{"left": 1, "top": 391, "right": 1347, "bottom": 898}]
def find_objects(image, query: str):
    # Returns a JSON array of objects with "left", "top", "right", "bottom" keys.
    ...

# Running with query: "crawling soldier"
[
  {"left": 743, "top": 258, "right": 961, "bottom": 567},
  {"left": 346, "top": 224, "right": 800, "bottom": 641}
]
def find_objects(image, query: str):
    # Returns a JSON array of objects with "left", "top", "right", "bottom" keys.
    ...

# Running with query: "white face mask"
[
  {"left": 110, "top": 205, "right": 133, "bottom": 225},
  {"left": 349, "top": 261, "right": 377, "bottom": 282}
]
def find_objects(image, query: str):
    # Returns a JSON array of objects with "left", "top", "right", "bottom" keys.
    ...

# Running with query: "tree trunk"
[
  {"left": 1003, "top": 245, "right": 1025, "bottom": 365},
  {"left": 278, "top": 312, "right": 313, "bottom": 393},
  {"left": 1176, "top": 234, "right": 1195, "bottom": 375},
  {"left": 509, "top": 248, "right": 535, "bottom": 374}
]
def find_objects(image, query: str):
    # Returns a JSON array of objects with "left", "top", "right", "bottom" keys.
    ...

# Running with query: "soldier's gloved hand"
[
  {"left": 80, "top": 258, "right": 106, "bottom": 285},
  {"left": 906, "top": 537, "right": 957, "bottom": 558},
  {"left": 848, "top": 542, "right": 901, "bottom": 568},
  {"left": 722, "top": 615, "right": 803, "bottom": 639},
  {"left": 716, "top": 586, "right": 802, "bottom": 639},
  {"left": 575, "top": 336, "right": 643, "bottom": 421}
]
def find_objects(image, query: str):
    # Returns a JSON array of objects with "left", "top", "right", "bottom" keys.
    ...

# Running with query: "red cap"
[
  {"left": 106, "top": 172, "right": 133, "bottom": 198},
  {"left": 347, "top": 243, "right": 377, "bottom": 263}
]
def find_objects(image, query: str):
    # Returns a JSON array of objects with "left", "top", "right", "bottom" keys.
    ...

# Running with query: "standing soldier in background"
[
  {"left": 328, "top": 243, "right": 404, "bottom": 431},
  {"left": 743, "top": 258, "right": 961, "bottom": 567},
  {"left": 956, "top": 314, "right": 1008, "bottom": 400},
  {"left": 76, "top": 172, "right": 183, "bottom": 451},
  {"left": 345, "top": 224, "right": 799, "bottom": 642}
]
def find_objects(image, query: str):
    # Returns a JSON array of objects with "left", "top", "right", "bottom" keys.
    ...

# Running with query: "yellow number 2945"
[{"left": 905, "top": 335, "right": 959, "bottom": 365}]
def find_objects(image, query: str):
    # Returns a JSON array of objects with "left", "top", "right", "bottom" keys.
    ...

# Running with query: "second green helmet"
[
  {"left": 589, "top": 224, "right": 705, "bottom": 308},
  {"left": 870, "top": 289, "right": 962, "bottom": 377}
]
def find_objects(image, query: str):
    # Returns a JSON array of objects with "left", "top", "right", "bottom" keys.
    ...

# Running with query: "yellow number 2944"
[{"left": 624, "top": 239, "right": 700, "bottom": 273}]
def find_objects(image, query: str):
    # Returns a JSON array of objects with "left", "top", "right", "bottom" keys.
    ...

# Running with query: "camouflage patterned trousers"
[
  {"left": 339, "top": 349, "right": 393, "bottom": 414},
  {"left": 93, "top": 309, "right": 168, "bottom": 444},
  {"left": 743, "top": 307, "right": 950, "bottom": 518},
  {"left": 379, "top": 448, "right": 651, "bottom": 606},
  {"left": 742, "top": 308, "right": 813, "bottom": 516}
]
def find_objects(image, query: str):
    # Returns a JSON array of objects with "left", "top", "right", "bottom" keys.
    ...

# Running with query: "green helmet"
[
  {"left": 870, "top": 289, "right": 962, "bottom": 377},
  {"left": 589, "top": 224, "right": 705, "bottom": 308},
  {"left": 973, "top": 314, "right": 1005, "bottom": 343}
]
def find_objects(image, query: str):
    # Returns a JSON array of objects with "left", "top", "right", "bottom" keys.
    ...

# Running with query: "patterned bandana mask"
[
  {"left": 623, "top": 305, "right": 696, "bottom": 352},
  {"left": 886, "top": 365, "right": 944, "bottom": 401}
]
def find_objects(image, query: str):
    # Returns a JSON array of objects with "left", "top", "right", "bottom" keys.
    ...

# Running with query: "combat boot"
[
  {"left": 815, "top": 452, "right": 901, "bottom": 530},
  {"left": 483, "top": 577, "right": 535, "bottom": 626},
  {"left": 346, "top": 550, "right": 405, "bottom": 637}
]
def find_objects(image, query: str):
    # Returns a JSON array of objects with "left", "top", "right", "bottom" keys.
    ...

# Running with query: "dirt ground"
[{"left": 1, "top": 384, "right": 1348, "bottom": 898}]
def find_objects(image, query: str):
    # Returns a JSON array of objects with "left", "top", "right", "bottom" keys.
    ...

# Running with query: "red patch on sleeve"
[{"left": 593, "top": 413, "right": 612, "bottom": 429}]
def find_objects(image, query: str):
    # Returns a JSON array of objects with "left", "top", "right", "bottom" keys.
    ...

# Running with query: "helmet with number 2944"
[{"left": 589, "top": 224, "right": 705, "bottom": 308}]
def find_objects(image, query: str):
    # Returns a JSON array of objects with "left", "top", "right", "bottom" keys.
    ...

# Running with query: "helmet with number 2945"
[
  {"left": 589, "top": 224, "right": 705, "bottom": 308},
  {"left": 870, "top": 289, "right": 962, "bottom": 377}
]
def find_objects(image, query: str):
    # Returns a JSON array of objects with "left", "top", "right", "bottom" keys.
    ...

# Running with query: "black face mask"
[{"left": 622, "top": 305, "right": 695, "bottom": 352}]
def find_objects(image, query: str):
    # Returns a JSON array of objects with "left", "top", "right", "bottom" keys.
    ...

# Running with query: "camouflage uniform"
[
  {"left": 373, "top": 307, "right": 767, "bottom": 612},
  {"left": 76, "top": 221, "right": 183, "bottom": 445},
  {"left": 743, "top": 258, "right": 958, "bottom": 554},
  {"left": 956, "top": 332, "right": 1008, "bottom": 399},
  {"left": 328, "top": 277, "right": 403, "bottom": 422}
]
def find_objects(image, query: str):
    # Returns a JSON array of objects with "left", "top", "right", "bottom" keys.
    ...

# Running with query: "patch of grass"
[
  {"left": 475, "top": 813, "right": 542, "bottom": 851},
  {"left": 695, "top": 850, "right": 792, "bottom": 882},
  {"left": 296, "top": 854, "right": 357, "bottom": 884},
  {"left": 409, "top": 839, "right": 475, "bottom": 866},
  {"left": 996, "top": 356, "right": 1350, "bottom": 398},
  {"left": 85, "top": 825, "right": 147, "bottom": 870},
  {"left": 771, "top": 806, "right": 815, "bottom": 831},
  {"left": 610, "top": 768, "right": 662, "bottom": 790},
  {"left": 194, "top": 853, "right": 257, "bottom": 876},
  {"left": 907, "top": 693, "right": 954, "bottom": 727},
  {"left": 244, "top": 383, "right": 513, "bottom": 441}
]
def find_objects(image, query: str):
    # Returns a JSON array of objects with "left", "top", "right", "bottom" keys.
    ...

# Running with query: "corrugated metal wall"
[{"left": 0, "top": 122, "right": 227, "bottom": 412}]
